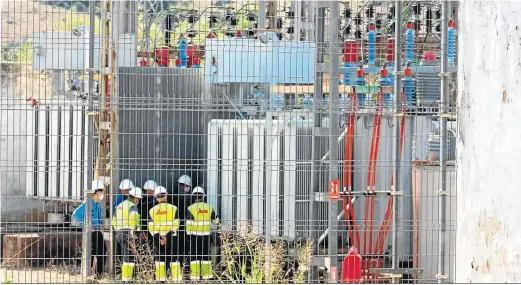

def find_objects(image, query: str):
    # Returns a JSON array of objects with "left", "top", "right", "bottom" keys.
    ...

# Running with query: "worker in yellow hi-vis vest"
[
  {"left": 112, "top": 187, "right": 143, "bottom": 282},
  {"left": 186, "top": 186, "right": 219, "bottom": 280},
  {"left": 148, "top": 186, "right": 180, "bottom": 282}
]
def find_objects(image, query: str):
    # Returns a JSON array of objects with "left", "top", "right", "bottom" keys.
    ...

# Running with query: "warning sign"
[{"left": 328, "top": 180, "right": 341, "bottom": 201}]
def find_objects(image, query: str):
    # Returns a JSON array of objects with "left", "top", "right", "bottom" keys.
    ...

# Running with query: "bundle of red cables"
[{"left": 342, "top": 87, "right": 407, "bottom": 282}]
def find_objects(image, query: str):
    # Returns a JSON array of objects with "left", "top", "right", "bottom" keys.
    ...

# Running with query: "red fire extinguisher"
[{"left": 341, "top": 246, "right": 362, "bottom": 283}]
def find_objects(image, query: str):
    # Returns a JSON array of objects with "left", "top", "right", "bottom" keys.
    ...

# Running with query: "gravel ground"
[{"left": 1, "top": 267, "right": 84, "bottom": 284}]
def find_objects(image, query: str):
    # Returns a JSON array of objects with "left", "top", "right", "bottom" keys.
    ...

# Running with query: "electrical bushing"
[
  {"left": 377, "top": 64, "right": 392, "bottom": 108},
  {"left": 448, "top": 20, "right": 456, "bottom": 65},
  {"left": 344, "top": 62, "right": 358, "bottom": 86},
  {"left": 254, "top": 89, "right": 268, "bottom": 109},
  {"left": 302, "top": 95, "right": 313, "bottom": 110},
  {"left": 343, "top": 40, "right": 358, "bottom": 86},
  {"left": 367, "top": 24, "right": 376, "bottom": 66},
  {"left": 401, "top": 64, "right": 416, "bottom": 107},
  {"left": 270, "top": 93, "right": 285, "bottom": 110},
  {"left": 340, "top": 93, "right": 351, "bottom": 112},
  {"left": 386, "top": 38, "right": 395, "bottom": 83},
  {"left": 178, "top": 38, "right": 187, "bottom": 68},
  {"left": 405, "top": 22, "right": 415, "bottom": 62},
  {"left": 356, "top": 65, "right": 367, "bottom": 108}
]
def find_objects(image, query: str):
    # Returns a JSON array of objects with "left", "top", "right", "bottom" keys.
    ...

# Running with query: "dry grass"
[
  {"left": 2, "top": 1, "right": 98, "bottom": 46},
  {"left": 0, "top": 232, "right": 313, "bottom": 284},
  {"left": 217, "top": 228, "right": 313, "bottom": 284},
  {"left": 129, "top": 235, "right": 156, "bottom": 283}
]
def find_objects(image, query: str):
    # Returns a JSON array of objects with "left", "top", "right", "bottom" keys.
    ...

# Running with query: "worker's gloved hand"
[{"left": 160, "top": 235, "right": 167, "bottom": 246}]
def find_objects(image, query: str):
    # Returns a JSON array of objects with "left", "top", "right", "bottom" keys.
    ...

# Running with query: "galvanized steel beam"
[{"left": 327, "top": 1, "right": 340, "bottom": 283}]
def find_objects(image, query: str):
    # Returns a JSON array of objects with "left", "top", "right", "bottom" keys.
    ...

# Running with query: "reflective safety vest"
[
  {"left": 186, "top": 202, "right": 216, "bottom": 236},
  {"left": 148, "top": 202, "right": 180, "bottom": 236},
  {"left": 112, "top": 199, "right": 140, "bottom": 230}
]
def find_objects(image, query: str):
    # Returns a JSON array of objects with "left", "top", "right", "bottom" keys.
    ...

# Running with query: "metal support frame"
[
  {"left": 265, "top": 112, "right": 274, "bottom": 245},
  {"left": 391, "top": 0, "right": 403, "bottom": 283},
  {"left": 311, "top": 0, "right": 326, "bottom": 245},
  {"left": 267, "top": 0, "right": 277, "bottom": 30},
  {"left": 98, "top": 0, "right": 121, "bottom": 276},
  {"left": 437, "top": 0, "right": 449, "bottom": 283},
  {"left": 258, "top": 0, "right": 267, "bottom": 30},
  {"left": 292, "top": 0, "right": 302, "bottom": 42},
  {"left": 308, "top": 3, "right": 325, "bottom": 281},
  {"left": 81, "top": 0, "right": 96, "bottom": 279},
  {"left": 327, "top": 1, "right": 340, "bottom": 283}
]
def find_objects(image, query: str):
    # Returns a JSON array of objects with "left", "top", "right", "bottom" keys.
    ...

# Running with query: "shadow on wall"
[{"left": 1, "top": 73, "right": 45, "bottom": 222}]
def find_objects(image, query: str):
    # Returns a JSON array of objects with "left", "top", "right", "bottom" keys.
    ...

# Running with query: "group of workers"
[{"left": 72, "top": 174, "right": 219, "bottom": 282}]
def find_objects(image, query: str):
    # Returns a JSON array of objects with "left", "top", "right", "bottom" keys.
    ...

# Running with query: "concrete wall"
[{"left": 457, "top": 1, "right": 521, "bottom": 282}]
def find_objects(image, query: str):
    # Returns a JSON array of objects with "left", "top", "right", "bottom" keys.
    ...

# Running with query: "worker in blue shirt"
[
  {"left": 114, "top": 179, "right": 135, "bottom": 213},
  {"left": 71, "top": 180, "right": 106, "bottom": 279}
]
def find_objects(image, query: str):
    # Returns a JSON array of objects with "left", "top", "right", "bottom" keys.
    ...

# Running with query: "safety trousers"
[
  {"left": 116, "top": 230, "right": 136, "bottom": 281},
  {"left": 188, "top": 235, "right": 213, "bottom": 280},
  {"left": 91, "top": 230, "right": 106, "bottom": 277},
  {"left": 153, "top": 232, "right": 182, "bottom": 282}
]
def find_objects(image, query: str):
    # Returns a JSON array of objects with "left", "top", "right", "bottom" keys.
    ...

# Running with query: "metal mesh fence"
[{"left": 1, "top": 0, "right": 457, "bottom": 283}]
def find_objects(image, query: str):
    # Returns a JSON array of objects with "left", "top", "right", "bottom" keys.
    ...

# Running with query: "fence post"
[{"left": 327, "top": 1, "right": 340, "bottom": 283}]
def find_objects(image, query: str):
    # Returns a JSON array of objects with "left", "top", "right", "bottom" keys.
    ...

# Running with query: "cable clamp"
[
  {"left": 436, "top": 274, "right": 449, "bottom": 280},
  {"left": 438, "top": 72, "right": 453, "bottom": 78},
  {"left": 391, "top": 191, "right": 403, "bottom": 196},
  {"left": 438, "top": 190, "right": 450, "bottom": 196}
]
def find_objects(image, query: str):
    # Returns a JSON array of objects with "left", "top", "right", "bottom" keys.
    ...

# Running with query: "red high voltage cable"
[
  {"left": 342, "top": 87, "right": 361, "bottom": 250},
  {"left": 375, "top": 87, "right": 407, "bottom": 256},
  {"left": 363, "top": 88, "right": 384, "bottom": 280}
]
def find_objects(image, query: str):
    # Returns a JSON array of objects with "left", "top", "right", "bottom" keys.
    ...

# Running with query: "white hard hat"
[
  {"left": 128, "top": 187, "right": 143, "bottom": 199},
  {"left": 143, "top": 180, "right": 158, "bottom": 191},
  {"left": 178, "top": 175, "right": 192, "bottom": 187},
  {"left": 91, "top": 180, "right": 105, "bottom": 191},
  {"left": 192, "top": 186, "right": 205, "bottom": 195},
  {"left": 154, "top": 186, "right": 168, "bottom": 197},
  {"left": 119, "top": 179, "right": 135, "bottom": 190}
]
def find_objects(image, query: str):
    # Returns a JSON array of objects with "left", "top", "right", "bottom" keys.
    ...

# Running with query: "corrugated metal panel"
[
  {"left": 26, "top": 103, "right": 89, "bottom": 201},
  {"left": 207, "top": 119, "right": 323, "bottom": 240}
]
